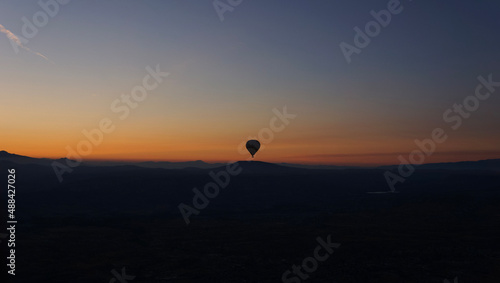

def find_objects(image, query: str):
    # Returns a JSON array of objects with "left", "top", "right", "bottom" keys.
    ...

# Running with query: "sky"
[{"left": 1, "top": 0, "right": 500, "bottom": 165}]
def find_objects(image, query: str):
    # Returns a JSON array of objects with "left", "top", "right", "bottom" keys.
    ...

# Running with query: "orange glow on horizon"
[{"left": 4, "top": 141, "right": 500, "bottom": 167}]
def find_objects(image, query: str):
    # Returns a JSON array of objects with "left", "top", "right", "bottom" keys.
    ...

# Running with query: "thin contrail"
[{"left": 0, "top": 23, "right": 53, "bottom": 63}]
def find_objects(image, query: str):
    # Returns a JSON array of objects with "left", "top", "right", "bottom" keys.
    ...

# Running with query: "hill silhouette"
[{"left": 218, "top": 160, "right": 305, "bottom": 174}]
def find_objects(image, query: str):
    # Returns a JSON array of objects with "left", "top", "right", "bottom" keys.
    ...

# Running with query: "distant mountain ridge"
[
  {"left": 379, "top": 158, "right": 500, "bottom": 171},
  {"left": 0, "top": 150, "right": 224, "bottom": 170},
  {"left": 0, "top": 150, "right": 70, "bottom": 166},
  {"left": 0, "top": 150, "right": 353, "bottom": 170},
  {"left": 2, "top": 150, "right": 500, "bottom": 171}
]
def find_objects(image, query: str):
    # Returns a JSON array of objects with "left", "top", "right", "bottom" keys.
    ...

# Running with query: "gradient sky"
[{"left": 1, "top": 0, "right": 500, "bottom": 165}]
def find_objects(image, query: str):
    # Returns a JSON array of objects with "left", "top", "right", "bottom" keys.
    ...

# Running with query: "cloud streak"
[{"left": 0, "top": 23, "right": 53, "bottom": 63}]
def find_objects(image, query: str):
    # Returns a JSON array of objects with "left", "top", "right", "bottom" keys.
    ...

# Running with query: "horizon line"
[{"left": 1, "top": 150, "right": 500, "bottom": 168}]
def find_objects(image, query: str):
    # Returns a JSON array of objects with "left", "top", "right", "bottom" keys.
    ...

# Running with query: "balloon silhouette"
[{"left": 246, "top": 140, "right": 261, "bottom": 158}]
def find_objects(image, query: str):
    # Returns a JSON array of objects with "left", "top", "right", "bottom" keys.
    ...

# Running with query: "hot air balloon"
[{"left": 246, "top": 140, "right": 260, "bottom": 158}]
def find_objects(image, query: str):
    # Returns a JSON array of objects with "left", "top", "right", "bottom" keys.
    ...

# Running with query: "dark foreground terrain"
[{"left": 1, "top": 155, "right": 500, "bottom": 282}]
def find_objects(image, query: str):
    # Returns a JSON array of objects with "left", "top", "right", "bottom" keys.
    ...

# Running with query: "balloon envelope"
[{"left": 246, "top": 140, "right": 261, "bottom": 158}]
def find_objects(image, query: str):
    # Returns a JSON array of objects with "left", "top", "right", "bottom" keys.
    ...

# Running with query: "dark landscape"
[{"left": 2, "top": 151, "right": 499, "bottom": 282}]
